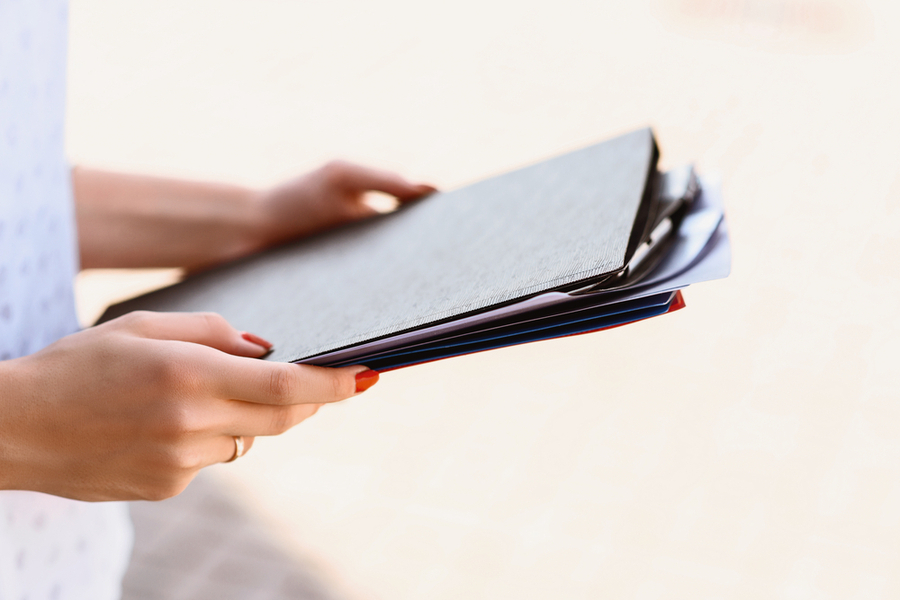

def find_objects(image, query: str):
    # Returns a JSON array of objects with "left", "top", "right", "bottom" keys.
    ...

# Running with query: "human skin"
[
  {"left": 0, "top": 161, "right": 435, "bottom": 501},
  {"left": 74, "top": 160, "right": 437, "bottom": 270}
]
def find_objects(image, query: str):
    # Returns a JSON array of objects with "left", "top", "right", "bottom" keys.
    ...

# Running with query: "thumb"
[{"left": 331, "top": 162, "right": 437, "bottom": 202}]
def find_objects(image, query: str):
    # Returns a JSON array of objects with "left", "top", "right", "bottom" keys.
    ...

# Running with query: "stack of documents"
[{"left": 100, "top": 128, "right": 730, "bottom": 371}]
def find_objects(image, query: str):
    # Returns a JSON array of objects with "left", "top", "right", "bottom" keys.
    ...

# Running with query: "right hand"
[{"left": 0, "top": 311, "right": 375, "bottom": 502}]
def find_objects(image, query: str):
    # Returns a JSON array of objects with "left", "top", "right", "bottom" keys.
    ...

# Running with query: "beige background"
[{"left": 69, "top": 0, "right": 900, "bottom": 598}]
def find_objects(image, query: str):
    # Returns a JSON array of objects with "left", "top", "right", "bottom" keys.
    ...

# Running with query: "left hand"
[
  {"left": 74, "top": 161, "right": 434, "bottom": 270},
  {"left": 254, "top": 160, "right": 437, "bottom": 248}
]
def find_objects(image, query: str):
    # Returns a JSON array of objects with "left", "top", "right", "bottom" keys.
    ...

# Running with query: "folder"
[{"left": 99, "top": 128, "right": 731, "bottom": 370}]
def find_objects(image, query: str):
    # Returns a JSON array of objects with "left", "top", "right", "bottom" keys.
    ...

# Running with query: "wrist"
[
  {"left": 0, "top": 357, "right": 36, "bottom": 492},
  {"left": 246, "top": 186, "right": 306, "bottom": 251},
  {"left": 181, "top": 185, "right": 275, "bottom": 268},
  {"left": 226, "top": 187, "right": 275, "bottom": 258}
]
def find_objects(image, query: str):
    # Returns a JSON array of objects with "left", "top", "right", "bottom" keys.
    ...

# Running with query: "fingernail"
[
  {"left": 242, "top": 332, "right": 273, "bottom": 350},
  {"left": 418, "top": 184, "right": 438, "bottom": 194},
  {"left": 355, "top": 369, "right": 379, "bottom": 393}
]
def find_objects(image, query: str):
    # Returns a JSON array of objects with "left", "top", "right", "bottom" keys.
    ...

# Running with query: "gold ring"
[{"left": 226, "top": 436, "right": 245, "bottom": 463}]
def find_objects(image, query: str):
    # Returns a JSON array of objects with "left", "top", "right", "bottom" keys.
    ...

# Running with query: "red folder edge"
[{"left": 377, "top": 290, "right": 687, "bottom": 373}]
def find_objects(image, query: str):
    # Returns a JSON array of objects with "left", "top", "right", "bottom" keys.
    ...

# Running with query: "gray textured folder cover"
[{"left": 101, "top": 128, "right": 658, "bottom": 362}]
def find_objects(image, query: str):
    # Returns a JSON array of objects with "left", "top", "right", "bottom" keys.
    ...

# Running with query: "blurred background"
[{"left": 68, "top": 0, "right": 899, "bottom": 598}]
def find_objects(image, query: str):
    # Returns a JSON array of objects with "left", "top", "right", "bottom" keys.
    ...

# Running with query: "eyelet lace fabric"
[{"left": 0, "top": 1, "right": 133, "bottom": 598}]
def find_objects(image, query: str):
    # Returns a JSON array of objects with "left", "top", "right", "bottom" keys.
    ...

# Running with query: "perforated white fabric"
[{"left": 0, "top": 1, "right": 133, "bottom": 598}]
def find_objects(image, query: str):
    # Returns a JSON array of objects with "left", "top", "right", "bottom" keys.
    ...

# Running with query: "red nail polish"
[
  {"left": 355, "top": 370, "right": 379, "bottom": 393},
  {"left": 241, "top": 332, "right": 273, "bottom": 349}
]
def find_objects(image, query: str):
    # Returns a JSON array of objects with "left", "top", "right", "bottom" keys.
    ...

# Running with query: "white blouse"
[{"left": 0, "top": 1, "right": 133, "bottom": 598}]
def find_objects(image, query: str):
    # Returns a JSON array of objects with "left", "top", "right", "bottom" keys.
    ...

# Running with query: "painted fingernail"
[
  {"left": 355, "top": 369, "right": 379, "bottom": 393},
  {"left": 241, "top": 332, "right": 273, "bottom": 349}
]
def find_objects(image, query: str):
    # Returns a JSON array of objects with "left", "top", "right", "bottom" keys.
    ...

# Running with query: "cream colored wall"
[{"left": 70, "top": 1, "right": 900, "bottom": 598}]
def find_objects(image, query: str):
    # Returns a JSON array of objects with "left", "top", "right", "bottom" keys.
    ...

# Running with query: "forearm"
[{"left": 73, "top": 167, "right": 268, "bottom": 270}]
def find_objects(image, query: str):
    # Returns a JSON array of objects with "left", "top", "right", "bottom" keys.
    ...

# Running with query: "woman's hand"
[
  {"left": 254, "top": 160, "right": 437, "bottom": 248},
  {"left": 74, "top": 161, "right": 436, "bottom": 271},
  {"left": 0, "top": 311, "right": 377, "bottom": 502}
]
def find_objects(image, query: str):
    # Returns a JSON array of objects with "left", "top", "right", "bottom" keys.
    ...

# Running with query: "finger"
[
  {"left": 114, "top": 311, "right": 272, "bottom": 357},
  {"left": 335, "top": 162, "right": 437, "bottom": 202},
  {"left": 214, "top": 402, "right": 324, "bottom": 438},
  {"left": 199, "top": 352, "right": 377, "bottom": 405},
  {"left": 209, "top": 402, "right": 321, "bottom": 465}
]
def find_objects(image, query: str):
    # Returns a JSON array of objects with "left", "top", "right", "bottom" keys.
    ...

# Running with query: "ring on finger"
[{"left": 226, "top": 435, "right": 245, "bottom": 463}]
